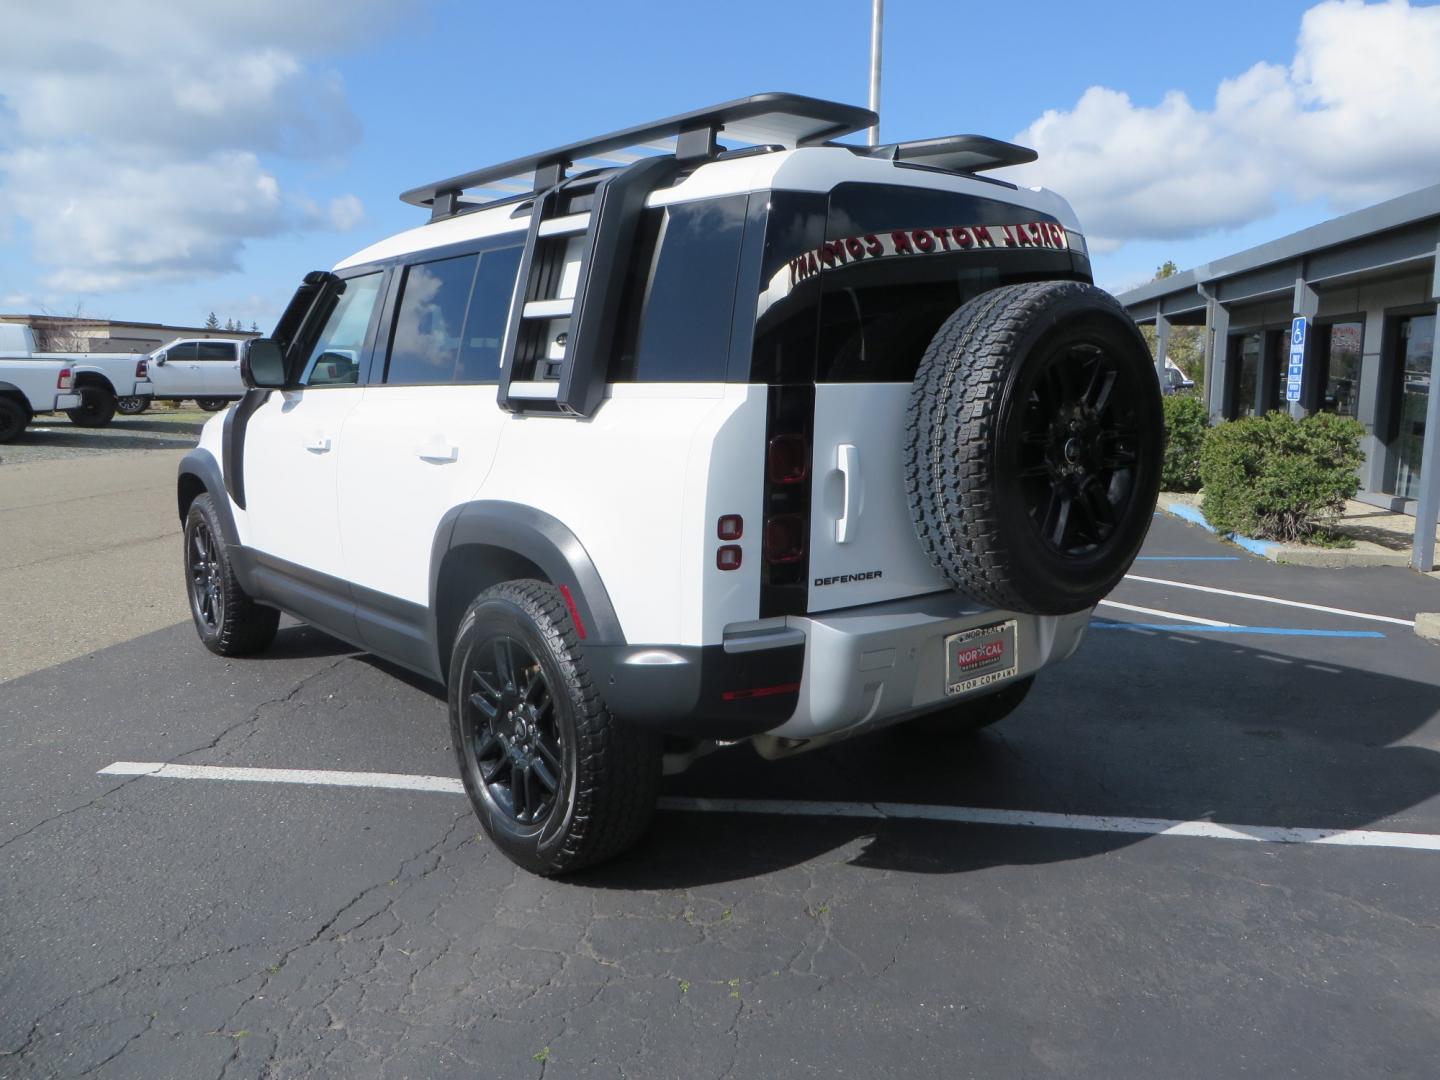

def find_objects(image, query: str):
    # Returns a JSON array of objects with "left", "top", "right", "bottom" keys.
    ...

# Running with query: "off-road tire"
[
  {"left": 196, "top": 398, "right": 229, "bottom": 412},
  {"left": 0, "top": 395, "right": 29, "bottom": 442},
  {"left": 65, "top": 385, "right": 117, "bottom": 428},
  {"left": 899, "top": 676, "right": 1035, "bottom": 737},
  {"left": 449, "top": 580, "right": 661, "bottom": 876},
  {"left": 183, "top": 493, "right": 280, "bottom": 656},
  {"left": 905, "top": 281, "right": 1163, "bottom": 615},
  {"left": 116, "top": 396, "right": 149, "bottom": 415}
]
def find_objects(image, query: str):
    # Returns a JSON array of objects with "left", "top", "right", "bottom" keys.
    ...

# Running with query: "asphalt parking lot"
[{"left": 4, "top": 436, "right": 1440, "bottom": 1079}]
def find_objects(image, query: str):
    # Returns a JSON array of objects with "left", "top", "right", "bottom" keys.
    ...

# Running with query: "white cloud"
[
  {"left": 0, "top": 0, "right": 412, "bottom": 294},
  {"left": 1010, "top": 0, "right": 1440, "bottom": 251}
]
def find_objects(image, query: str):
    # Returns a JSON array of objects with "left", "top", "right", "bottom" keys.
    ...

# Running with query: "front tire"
[
  {"left": 66, "top": 385, "right": 117, "bottom": 428},
  {"left": 183, "top": 493, "right": 279, "bottom": 656},
  {"left": 449, "top": 580, "right": 661, "bottom": 876}
]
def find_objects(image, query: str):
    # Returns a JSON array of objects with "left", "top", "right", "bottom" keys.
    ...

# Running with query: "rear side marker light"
[
  {"left": 717, "top": 514, "right": 743, "bottom": 541},
  {"left": 763, "top": 514, "right": 805, "bottom": 565},
  {"left": 557, "top": 583, "right": 587, "bottom": 640},
  {"left": 716, "top": 545, "right": 742, "bottom": 571},
  {"left": 767, "top": 434, "right": 810, "bottom": 484},
  {"left": 57, "top": 367, "right": 73, "bottom": 390},
  {"left": 721, "top": 682, "right": 800, "bottom": 702}
]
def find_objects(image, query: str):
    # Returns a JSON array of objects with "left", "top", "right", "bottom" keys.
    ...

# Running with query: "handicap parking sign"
[{"left": 1291, "top": 317, "right": 1307, "bottom": 348}]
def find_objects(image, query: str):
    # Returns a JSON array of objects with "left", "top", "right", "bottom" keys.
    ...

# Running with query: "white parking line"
[
  {"left": 1122, "top": 574, "right": 1416, "bottom": 627},
  {"left": 1095, "top": 599, "right": 1233, "bottom": 627},
  {"left": 98, "top": 762, "right": 1440, "bottom": 854}
]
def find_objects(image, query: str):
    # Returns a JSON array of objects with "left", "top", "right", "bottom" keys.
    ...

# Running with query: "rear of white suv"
[{"left": 176, "top": 94, "right": 1163, "bottom": 875}]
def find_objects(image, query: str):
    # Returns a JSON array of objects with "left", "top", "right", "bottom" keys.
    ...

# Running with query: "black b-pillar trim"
[{"left": 222, "top": 389, "right": 270, "bottom": 509}]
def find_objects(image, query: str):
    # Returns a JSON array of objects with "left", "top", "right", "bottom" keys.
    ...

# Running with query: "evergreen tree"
[{"left": 204, "top": 311, "right": 220, "bottom": 330}]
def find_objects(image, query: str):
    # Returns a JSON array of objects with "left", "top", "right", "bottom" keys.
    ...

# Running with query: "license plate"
[{"left": 944, "top": 620, "right": 1018, "bottom": 696}]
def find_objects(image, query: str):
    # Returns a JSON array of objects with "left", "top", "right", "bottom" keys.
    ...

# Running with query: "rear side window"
[
  {"left": 197, "top": 341, "right": 233, "bottom": 361},
  {"left": 612, "top": 195, "right": 746, "bottom": 382},
  {"left": 385, "top": 245, "right": 522, "bottom": 385}
]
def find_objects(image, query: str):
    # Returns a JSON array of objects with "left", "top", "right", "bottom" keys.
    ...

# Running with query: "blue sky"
[{"left": 2, "top": 0, "right": 1437, "bottom": 329}]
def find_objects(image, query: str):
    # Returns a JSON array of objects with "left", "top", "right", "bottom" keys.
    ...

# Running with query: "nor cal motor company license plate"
[{"left": 944, "top": 620, "right": 1019, "bottom": 696}]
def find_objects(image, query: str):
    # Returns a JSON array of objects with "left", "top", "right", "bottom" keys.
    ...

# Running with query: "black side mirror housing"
[{"left": 241, "top": 339, "right": 286, "bottom": 389}]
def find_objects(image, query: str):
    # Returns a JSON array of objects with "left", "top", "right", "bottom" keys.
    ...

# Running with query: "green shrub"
[
  {"left": 1199, "top": 411, "right": 1365, "bottom": 542},
  {"left": 1161, "top": 392, "right": 1208, "bottom": 492}
]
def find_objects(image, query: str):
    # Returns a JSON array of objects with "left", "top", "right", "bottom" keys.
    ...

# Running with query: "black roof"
[{"left": 399, "top": 92, "right": 877, "bottom": 211}]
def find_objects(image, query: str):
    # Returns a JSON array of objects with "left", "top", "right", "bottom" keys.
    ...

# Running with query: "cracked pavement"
[{"left": 3, "top": 515, "right": 1440, "bottom": 1078}]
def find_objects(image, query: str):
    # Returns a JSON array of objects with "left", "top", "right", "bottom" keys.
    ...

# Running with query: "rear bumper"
[
  {"left": 587, "top": 592, "right": 1090, "bottom": 741},
  {"left": 53, "top": 393, "right": 81, "bottom": 410}
]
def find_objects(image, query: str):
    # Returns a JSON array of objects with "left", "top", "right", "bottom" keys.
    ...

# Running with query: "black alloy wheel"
[
  {"left": 116, "top": 395, "right": 149, "bottom": 415},
  {"left": 461, "top": 635, "right": 564, "bottom": 828},
  {"left": 1017, "top": 338, "right": 1142, "bottom": 557},
  {"left": 187, "top": 516, "right": 225, "bottom": 634}
]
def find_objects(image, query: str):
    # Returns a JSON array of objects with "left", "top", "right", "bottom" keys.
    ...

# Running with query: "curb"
[
  {"left": 1417, "top": 613, "right": 1440, "bottom": 644},
  {"left": 1155, "top": 498, "right": 1411, "bottom": 568}
]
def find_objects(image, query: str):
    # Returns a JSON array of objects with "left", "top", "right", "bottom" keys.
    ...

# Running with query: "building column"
[
  {"left": 1290, "top": 274, "right": 1320, "bottom": 420},
  {"left": 1154, "top": 313, "right": 1171, "bottom": 385},
  {"left": 1204, "top": 297, "right": 1231, "bottom": 422},
  {"left": 1411, "top": 249, "right": 1440, "bottom": 572}
]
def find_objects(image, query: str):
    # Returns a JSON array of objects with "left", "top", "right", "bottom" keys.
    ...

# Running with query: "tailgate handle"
[{"left": 836, "top": 443, "right": 861, "bottom": 544}]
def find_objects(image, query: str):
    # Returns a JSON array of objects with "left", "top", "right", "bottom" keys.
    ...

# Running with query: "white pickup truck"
[
  {"left": 0, "top": 358, "right": 81, "bottom": 442},
  {"left": 0, "top": 324, "right": 151, "bottom": 427},
  {"left": 143, "top": 338, "right": 247, "bottom": 411}
]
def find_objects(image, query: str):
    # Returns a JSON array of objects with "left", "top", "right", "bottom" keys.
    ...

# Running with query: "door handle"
[
  {"left": 304, "top": 433, "right": 332, "bottom": 453},
  {"left": 836, "top": 443, "right": 861, "bottom": 544},
  {"left": 415, "top": 440, "right": 459, "bottom": 463}
]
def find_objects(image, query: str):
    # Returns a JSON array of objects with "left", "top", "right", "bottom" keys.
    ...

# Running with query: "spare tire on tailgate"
[{"left": 904, "top": 281, "right": 1163, "bottom": 615}]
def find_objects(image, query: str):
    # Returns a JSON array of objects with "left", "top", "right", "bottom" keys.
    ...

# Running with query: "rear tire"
[
  {"left": 449, "top": 580, "right": 661, "bottom": 876},
  {"left": 116, "top": 396, "right": 149, "bottom": 415},
  {"left": 65, "top": 385, "right": 117, "bottom": 428},
  {"left": 0, "top": 396, "right": 29, "bottom": 442},
  {"left": 899, "top": 676, "right": 1034, "bottom": 737},
  {"left": 183, "top": 493, "right": 280, "bottom": 656},
  {"left": 905, "top": 281, "right": 1163, "bottom": 615},
  {"left": 196, "top": 398, "right": 228, "bottom": 412}
]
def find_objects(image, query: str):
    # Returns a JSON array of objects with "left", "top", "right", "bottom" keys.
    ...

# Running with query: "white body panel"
[
  {"left": 473, "top": 384, "right": 766, "bottom": 647},
  {"left": 241, "top": 388, "right": 363, "bottom": 577},
  {"left": 807, "top": 383, "right": 948, "bottom": 612},
  {"left": 336, "top": 385, "right": 510, "bottom": 602},
  {"left": 0, "top": 358, "right": 74, "bottom": 413},
  {"left": 0, "top": 351, "right": 150, "bottom": 398}
]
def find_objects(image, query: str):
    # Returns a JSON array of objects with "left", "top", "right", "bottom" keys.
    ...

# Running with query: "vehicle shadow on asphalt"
[{"left": 579, "top": 627, "right": 1440, "bottom": 889}]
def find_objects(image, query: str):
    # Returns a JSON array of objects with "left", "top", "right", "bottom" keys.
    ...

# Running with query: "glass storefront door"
[
  {"left": 1232, "top": 332, "right": 1262, "bottom": 418},
  {"left": 1320, "top": 321, "right": 1364, "bottom": 418},
  {"left": 1393, "top": 314, "right": 1434, "bottom": 501}
]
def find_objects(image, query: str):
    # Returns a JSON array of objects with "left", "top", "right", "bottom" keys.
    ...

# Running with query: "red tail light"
[
  {"left": 717, "top": 514, "right": 743, "bottom": 541},
  {"left": 763, "top": 514, "right": 806, "bottom": 565},
  {"left": 716, "top": 545, "right": 742, "bottom": 571},
  {"left": 767, "top": 434, "right": 810, "bottom": 484},
  {"left": 57, "top": 367, "right": 73, "bottom": 390},
  {"left": 136, "top": 359, "right": 148, "bottom": 378}
]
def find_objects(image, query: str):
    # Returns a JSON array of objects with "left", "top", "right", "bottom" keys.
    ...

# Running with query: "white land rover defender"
[{"left": 176, "top": 95, "right": 1163, "bottom": 874}]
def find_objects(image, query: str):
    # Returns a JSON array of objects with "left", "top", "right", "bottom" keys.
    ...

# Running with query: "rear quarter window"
[{"left": 612, "top": 195, "right": 747, "bottom": 383}]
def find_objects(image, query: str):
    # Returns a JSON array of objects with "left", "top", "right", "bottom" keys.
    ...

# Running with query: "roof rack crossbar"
[{"left": 401, "top": 92, "right": 876, "bottom": 217}]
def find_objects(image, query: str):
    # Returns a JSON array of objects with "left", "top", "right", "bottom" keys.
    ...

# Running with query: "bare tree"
[{"left": 34, "top": 301, "right": 94, "bottom": 352}]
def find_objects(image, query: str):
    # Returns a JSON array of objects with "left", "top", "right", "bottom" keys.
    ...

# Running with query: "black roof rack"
[
  {"left": 400, "top": 92, "right": 877, "bottom": 217},
  {"left": 868, "top": 134, "right": 1037, "bottom": 174}
]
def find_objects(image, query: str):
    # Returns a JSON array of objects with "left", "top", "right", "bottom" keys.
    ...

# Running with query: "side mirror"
[
  {"left": 154, "top": 352, "right": 167, "bottom": 366},
  {"left": 241, "top": 339, "right": 287, "bottom": 389}
]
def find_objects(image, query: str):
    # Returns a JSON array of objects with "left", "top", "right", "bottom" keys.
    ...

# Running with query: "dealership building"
[{"left": 1117, "top": 183, "right": 1440, "bottom": 569}]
